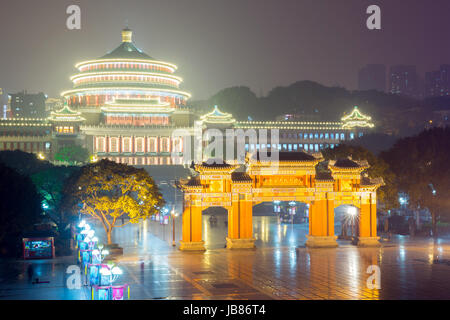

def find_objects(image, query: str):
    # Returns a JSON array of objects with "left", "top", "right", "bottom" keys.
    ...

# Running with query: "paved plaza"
[{"left": 2, "top": 215, "right": 450, "bottom": 300}]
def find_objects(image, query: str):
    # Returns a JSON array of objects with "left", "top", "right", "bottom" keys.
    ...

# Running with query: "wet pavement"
[{"left": 2, "top": 215, "right": 450, "bottom": 299}]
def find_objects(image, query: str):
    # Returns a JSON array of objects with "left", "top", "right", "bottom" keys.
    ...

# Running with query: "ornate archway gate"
[{"left": 178, "top": 152, "right": 384, "bottom": 251}]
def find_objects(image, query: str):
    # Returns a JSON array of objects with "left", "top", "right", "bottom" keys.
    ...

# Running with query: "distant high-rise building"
[
  {"left": 8, "top": 91, "right": 47, "bottom": 118},
  {"left": 358, "top": 64, "right": 386, "bottom": 92},
  {"left": 389, "top": 65, "right": 419, "bottom": 98},
  {"left": 425, "top": 64, "right": 450, "bottom": 97}
]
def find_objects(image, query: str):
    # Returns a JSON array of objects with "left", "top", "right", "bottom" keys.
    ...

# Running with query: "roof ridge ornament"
[{"left": 122, "top": 26, "right": 133, "bottom": 43}]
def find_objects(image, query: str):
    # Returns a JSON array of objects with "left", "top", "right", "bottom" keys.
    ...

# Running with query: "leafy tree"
[
  {"left": 53, "top": 145, "right": 90, "bottom": 164},
  {"left": 322, "top": 144, "right": 398, "bottom": 211},
  {"left": 62, "top": 159, "right": 164, "bottom": 244},
  {"left": 0, "top": 163, "right": 42, "bottom": 256},
  {"left": 381, "top": 127, "right": 450, "bottom": 236},
  {"left": 31, "top": 166, "right": 80, "bottom": 227}
]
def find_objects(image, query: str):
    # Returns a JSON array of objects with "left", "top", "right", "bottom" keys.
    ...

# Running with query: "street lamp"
[
  {"left": 347, "top": 206, "right": 358, "bottom": 239},
  {"left": 171, "top": 208, "right": 178, "bottom": 247},
  {"left": 100, "top": 265, "right": 123, "bottom": 286}
]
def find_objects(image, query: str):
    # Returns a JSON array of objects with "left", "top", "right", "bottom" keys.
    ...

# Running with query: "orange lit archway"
[{"left": 177, "top": 152, "right": 384, "bottom": 251}]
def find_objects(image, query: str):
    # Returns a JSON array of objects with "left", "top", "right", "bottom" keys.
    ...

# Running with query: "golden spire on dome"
[{"left": 122, "top": 24, "right": 133, "bottom": 43}]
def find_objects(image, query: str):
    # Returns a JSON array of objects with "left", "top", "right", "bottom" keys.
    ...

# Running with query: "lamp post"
[{"left": 171, "top": 208, "right": 177, "bottom": 247}]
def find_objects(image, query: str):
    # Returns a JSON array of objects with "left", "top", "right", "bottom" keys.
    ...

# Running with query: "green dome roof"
[
  {"left": 100, "top": 28, "right": 154, "bottom": 60},
  {"left": 101, "top": 41, "right": 154, "bottom": 60}
]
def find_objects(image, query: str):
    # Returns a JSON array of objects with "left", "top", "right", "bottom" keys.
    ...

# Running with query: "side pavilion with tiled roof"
[{"left": 177, "top": 152, "right": 384, "bottom": 251}]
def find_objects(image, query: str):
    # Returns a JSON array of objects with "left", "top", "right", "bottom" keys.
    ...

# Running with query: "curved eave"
[
  {"left": 342, "top": 122, "right": 375, "bottom": 129},
  {"left": 202, "top": 119, "right": 236, "bottom": 124},
  {"left": 328, "top": 165, "right": 367, "bottom": 172},
  {"left": 48, "top": 117, "right": 86, "bottom": 122},
  {"left": 101, "top": 107, "right": 175, "bottom": 114},
  {"left": 70, "top": 71, "right": 183, "bottom": 82},
  {"left": 75, "top": 58, "right": 177, "bottom": 72},
  {"left": 249, "top": 159, "right": 323, "bottom": 166},
  {"left": 195, "top": 165, "right": 239, "bottom": 173},
  {"left": 60, "top": 87, "right": 191, "bottom": 99}
]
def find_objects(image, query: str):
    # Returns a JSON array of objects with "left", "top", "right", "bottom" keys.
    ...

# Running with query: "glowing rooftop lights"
[
  {"left": 200, "top": 105, "right": 236, "bottom": 124},
  {"left": 75, "top": 59, "right": 178, "bottom": 72}
]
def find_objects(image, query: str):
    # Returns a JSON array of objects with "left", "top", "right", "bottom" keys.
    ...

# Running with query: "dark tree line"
[
  {"left": 381, "top": 127, "right": 450, "bottom": 236},
  {"left": 325, "top": 127, "right": 450, "bottom": 236},
  {"left": 0, "top": 163, "right": 41, "bottom": 256}
]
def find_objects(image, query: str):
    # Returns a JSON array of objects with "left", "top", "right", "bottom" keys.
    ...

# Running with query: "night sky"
[{"left": 0, "top": 0, "right": 448, "bottom": 100}]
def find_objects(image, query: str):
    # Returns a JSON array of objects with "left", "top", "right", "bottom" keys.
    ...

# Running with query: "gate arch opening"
[{"left": 335, "top": 204, "right": 360, "bottom": 243}]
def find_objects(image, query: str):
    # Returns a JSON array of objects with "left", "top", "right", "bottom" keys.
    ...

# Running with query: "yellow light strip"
[
  {"left": 60, "top": 87, "right": 191, "bottom": 99},
  {"left": 70, "top": 71, "right": 183, "bottom": 83},
  {"left": 75, "top": 59, "right": 177, "bottom": 72}
]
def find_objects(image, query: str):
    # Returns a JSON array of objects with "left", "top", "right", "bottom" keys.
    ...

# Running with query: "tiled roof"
[
  {"left": 200, "top": 159, "right": 233, "bottom": 168},
  {"left": 184, "top": 177, "right": 202, "bottom": 187},
  {"left": 101, "top": 41, "right": 153, "bottom": 60},
  {"left": 315, "top": 171, "right": 334, "bottom": 181},
  {"left": 250, "top": 151, "right": 320, "bottom": 162},
  {"left": 333, "top": 158, "right": 361, "bottom": 168},
  {"left": 231, "top": 172, "right": 252, "bottom": 183}
]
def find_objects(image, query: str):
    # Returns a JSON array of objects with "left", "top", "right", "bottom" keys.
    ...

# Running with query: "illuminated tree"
[
  {"left": 53, "top": 145, "right": 90, "bottom": 164},
  {"left": 63, "top": 159, "right": 164, "bottom": 244},
  {"left": 31, "top": 166, "right": 80, "bottom": 226}
]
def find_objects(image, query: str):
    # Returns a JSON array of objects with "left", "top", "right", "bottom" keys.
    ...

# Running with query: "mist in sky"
[{"left": 0, "top": 0, "right": 448, "bottom": 100}]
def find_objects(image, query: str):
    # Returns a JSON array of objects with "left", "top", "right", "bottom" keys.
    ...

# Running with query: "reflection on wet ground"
[{"left": 3, "top": 215, "right": 450, "bottom": 299}]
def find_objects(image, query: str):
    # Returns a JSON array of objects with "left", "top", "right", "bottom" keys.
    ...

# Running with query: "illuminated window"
[
  {"left": 149, "top": 138, "right": 157, "bottom": 152},
  {"left": 309, "top": 133, "right": 313, "bottom": 139},
  {"left": 325, "top": 133, "right": 329, "bottom": 139},
  {"left": 340, "top": 133, "right": 345, "bottom": 140},
  {"left": 136, "top": 137, "right": 144, "bottom": 153},
  {"left": 304, "top": 133, "right": 308, "bottom": 140},
  {"left": 97, "top": 137, "right": 105, "bottom": 152},
  {"left": 110, "top": 138, "right": 118, "bottom": 152},
  {"left": 350, "top": 132, "right": 355, "bottom": 140},
  {"left": 160, "top": 137, "right": 170, "bottom": 152},
  {"left": 123, "top": 138, "right": 131, "bottom": 153},
  {"left": 330, "top": 133, "right": 334, "bottom": 139},
  {"left": 320, "top": 133, "right": 324, "bottom": 139},
  {"left": 314, "top": 133, "right": 319, "bottom": 139},
  {"left": 172, "top": 137, "right": 183, "bottom": 153}
]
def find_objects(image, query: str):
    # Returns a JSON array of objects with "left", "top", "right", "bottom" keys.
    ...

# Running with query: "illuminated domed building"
[
  {"left": 61, "top": 28, "right": 191, "bottom": 125},
  {"left": 60, "top": 28, "right": 195, "bottom": 165}
]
